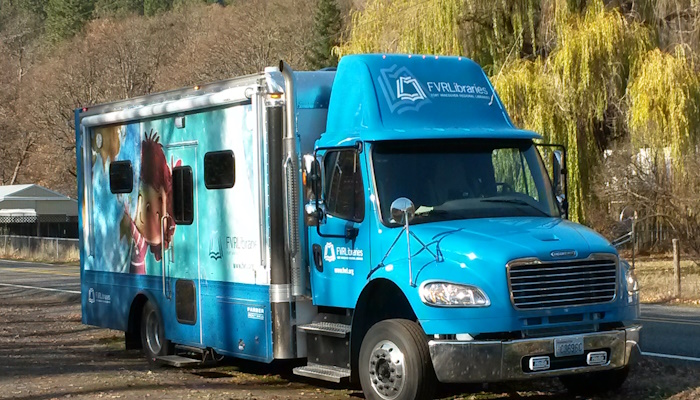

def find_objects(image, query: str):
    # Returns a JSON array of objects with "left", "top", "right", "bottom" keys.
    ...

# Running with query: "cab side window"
[{"left": 324, "top": 150, "right": 364, "bottom": 222}]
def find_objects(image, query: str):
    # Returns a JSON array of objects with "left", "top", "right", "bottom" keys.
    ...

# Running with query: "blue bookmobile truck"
[{"left": 75, "top": 54, "right": 640, "bottom": 399}]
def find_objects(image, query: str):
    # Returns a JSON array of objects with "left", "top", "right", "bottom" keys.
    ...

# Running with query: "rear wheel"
[
  {"left": 559, "top": 367, "right": 629, "bottom": 395},
  {"left": 140, "top": 301, "right": 171, "bottom": 364},
  {"left": 359, "top": 319, "right": 436, "bottom": 400}
]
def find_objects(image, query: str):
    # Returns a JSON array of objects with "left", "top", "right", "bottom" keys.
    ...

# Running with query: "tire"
[
  {"left": 559, "top": 366, "right": 629, "bottom": 395},
  {"left": 359, "top": 319, "right": 436, "bottom": 400},
  {"left": 140, "top": 301, "right": 172, "bottom": 364}
]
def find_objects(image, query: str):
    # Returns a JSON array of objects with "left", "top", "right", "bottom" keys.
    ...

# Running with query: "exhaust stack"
[{"left": 279, "top": 61, "right": 304, "bottom": 298}]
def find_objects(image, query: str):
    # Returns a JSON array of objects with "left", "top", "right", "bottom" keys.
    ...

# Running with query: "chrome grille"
[{"left": 508, "top": 255, "right": 618, "bottom": 310}]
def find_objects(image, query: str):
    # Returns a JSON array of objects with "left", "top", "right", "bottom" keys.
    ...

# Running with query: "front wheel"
[
  {"left": 359, "top": 319, "right": 436, "bottom": 400},
  {"left": 140, "top": 301, "right": 172, "bottom": 364},
  {"left": 559, "top": 366, "right": 629, "bottom": 395}
]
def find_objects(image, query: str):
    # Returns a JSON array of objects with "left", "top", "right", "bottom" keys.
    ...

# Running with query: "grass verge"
[
  {"left": 0, "top": 241, "right": 80, "bottom": 264},
  {"left": 635, "top": 257, "right": 700, "bottom": 305}
]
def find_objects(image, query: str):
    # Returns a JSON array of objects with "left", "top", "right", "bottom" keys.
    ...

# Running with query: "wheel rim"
[
  {"left": 145, "top": 309, "right": 162, "bottom": 355},
  {"left": 368, "top": 339, "right": 406, "bottom": 400}
]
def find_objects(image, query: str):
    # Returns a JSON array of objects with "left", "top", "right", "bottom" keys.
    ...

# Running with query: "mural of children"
[{"left": 122, "top": 130, "right": 177, "bottom": 274}]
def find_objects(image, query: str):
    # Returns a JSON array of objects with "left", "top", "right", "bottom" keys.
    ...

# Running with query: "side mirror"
[
  {"left": 391, "top": 197, "right": 415, "bottom": 225},
  {"left": 390, "top": 197, "right": 417, "bottom": 287},
  {"left": 551, "top": 149, "right": 568, "bottom": 217},
  {"left": 536, "top": 143, "right": 569, "bottom": 218},
  {"left": 612, "top": 206, "right": 637, "bottom": 248},
  {"left": 303, "top": 154, "right": 322, "bottom": 226},
  {"left": 552, "top": 151, "right": 562, "bottom": 193},
  {"left": 303, "top": 154, "right": 321, "bottom": 200}
]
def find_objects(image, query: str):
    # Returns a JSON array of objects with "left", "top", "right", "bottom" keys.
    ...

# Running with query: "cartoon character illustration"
[{"left": 121, "top": 130, "right": 178, "bottom": 274}]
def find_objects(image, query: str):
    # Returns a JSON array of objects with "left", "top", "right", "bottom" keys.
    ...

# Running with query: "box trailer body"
[{"left": 76, "top": 54, "right": 640, "bottom": 399}]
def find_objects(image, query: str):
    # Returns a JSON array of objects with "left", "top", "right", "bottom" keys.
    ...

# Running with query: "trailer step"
[
  {"left": 175, "top": 344, "right": 206, "bottom": 354},
  {"left": 155, "top": 355, "right": 201, "bottom": 367},
  {"left": 293, "top": 364, "right": 351, "bottom": 383},
  {"left": 298, "top": 322, "right": 351, "bottom": 338}
]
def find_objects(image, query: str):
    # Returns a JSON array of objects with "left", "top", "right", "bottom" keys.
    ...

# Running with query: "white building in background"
[{"left": 0, "top": 184, "right": 78, "bottom": 238}]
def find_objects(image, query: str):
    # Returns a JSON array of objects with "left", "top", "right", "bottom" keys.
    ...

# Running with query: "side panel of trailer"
[{"left": 80, "top": 97, "right": 274, "bottom": 361}]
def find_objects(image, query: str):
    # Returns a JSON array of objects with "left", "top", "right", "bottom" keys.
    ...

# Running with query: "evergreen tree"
[
  {"left": 18, "top": 0, "right": 46, "bottom": 19},
  {"left": 144, "top": 0, "right": 172, "bottom": 16},
  {"left": 306, "top": 0, "right": 341, "bottom": 69},
  {"left": 45, "top": 0, "right": 94, "bottom": 42},
  {"left": 95, "top": 0, "right": 144, "bottom": 16}
]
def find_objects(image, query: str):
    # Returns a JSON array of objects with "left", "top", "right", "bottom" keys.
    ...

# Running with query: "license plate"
[{"left": 554, "top": 336, "right": 584, "bottom": 357}]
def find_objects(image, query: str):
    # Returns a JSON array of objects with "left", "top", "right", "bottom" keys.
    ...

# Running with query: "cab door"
[
  {"left": 307, "top": 148, "right": 371, "bottom": 308},
  {"left": 162, "top": 143, "right": 202, "bottom": 346}
]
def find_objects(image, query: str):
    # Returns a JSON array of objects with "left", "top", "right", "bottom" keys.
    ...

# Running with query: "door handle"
[
  {"left": 166, "top": 215, "right": 174, "bottom": 264},
  {"left": 160, "top": 215, "right": 170, "bottom": 299}
]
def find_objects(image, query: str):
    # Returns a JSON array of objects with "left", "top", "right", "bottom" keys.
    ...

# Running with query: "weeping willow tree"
[
  {"left": 458, "top": 0, "right": 539, "bottom": 74},
  {"left": 627, "top": 47, "right": 700, "bottom": 175},
  {"left": 335, "top": 0, "right": 544, "bottom": 74},
  {"left": 495, "top": 2, "right": 652, "bottom": 221},
  {"left": 334, "top": 0, "right": 463, "bottom": 57}
]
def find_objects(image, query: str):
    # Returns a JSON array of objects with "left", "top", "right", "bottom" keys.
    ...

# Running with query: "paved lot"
[
  {"left": 1, "top": 259, "right": 700, "bottom": 399},
  {"left": 640, "top": 304, "right": 700, "bottom": 362},
  {"left": 0, "top": 259, "right": 80, "bottom": 294},
  {"left": 2, "top": 259, "right": 699, "bottom": 363}
]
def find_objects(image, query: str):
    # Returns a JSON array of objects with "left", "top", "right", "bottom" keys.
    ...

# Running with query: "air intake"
[{"left": 507, "top": 255, "right": 618, "bottom": 310}]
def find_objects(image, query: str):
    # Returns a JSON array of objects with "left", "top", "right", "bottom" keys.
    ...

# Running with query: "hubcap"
[
  {"left": 145, "top": 310, "right": 162, "bottom": 355},
  {"left": 368, "top": 340, "right": 406, "bottom": 399}
]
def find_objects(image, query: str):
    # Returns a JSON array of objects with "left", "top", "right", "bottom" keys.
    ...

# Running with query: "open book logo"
[
  {"left": 323, "top": 242, "right": 336, "bottom": 263},
  {"left": 209, "top": 232, "right": 223, "bottom": 260},
  {"left": 378, "top": 65, "right": 431, "bottom": 114},
  {"left": 396, "top": 76, "right": 427, "bottom": 102}
]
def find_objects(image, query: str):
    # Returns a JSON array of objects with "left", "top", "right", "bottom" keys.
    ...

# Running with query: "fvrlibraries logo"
[
  {"left": 209, "top": 232, "right": 223, "bottom": 260},
  {"left": 323, "top": 242, "right": 336, "bottom": 263},
  {"left": 323, "top": 242, "right": 364, "bottom": 262},
  {"left": 378, "top": 65, "right": 431, "bottom": 114}
]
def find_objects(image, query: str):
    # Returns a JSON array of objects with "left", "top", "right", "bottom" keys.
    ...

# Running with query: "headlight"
[
  {"left": 419, "top": 282, "right": 490, "bottom": 307},
  {"left": 621, "top": 259, "right": 639, "bottom": 305},
  {"left": 622, "top": 260, "right": 639, "bottom": 294}
]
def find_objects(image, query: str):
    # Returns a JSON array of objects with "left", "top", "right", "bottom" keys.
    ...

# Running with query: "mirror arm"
[{"left": 345, "top": 226, "right": 359, "bottom": 240}]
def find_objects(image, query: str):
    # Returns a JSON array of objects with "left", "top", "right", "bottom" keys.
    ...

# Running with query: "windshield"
[{"left": 372, "top": 139, "right": 559, "bottom": 225}]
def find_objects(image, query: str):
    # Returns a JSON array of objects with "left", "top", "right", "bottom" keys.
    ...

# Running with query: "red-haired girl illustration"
[{"left": 125, "top": 130, "right": 177, "bottom": 274}]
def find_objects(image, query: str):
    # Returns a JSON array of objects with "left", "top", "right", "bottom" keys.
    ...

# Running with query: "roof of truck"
[
  {"left": 327, "top": 127, "right": 540, "bottom": 147},
  {"left": 318, "top": 54, "right": 539, "bottom": 146}
]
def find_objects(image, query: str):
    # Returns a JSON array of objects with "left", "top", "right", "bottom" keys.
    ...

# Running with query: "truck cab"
[{"left": 292, "top": 54, "right": 640, "bottom": 398}]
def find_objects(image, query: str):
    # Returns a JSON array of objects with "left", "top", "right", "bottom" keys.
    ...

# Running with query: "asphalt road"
[
  {"left": 0, "top": 259, "right": 80, "bottom": 294},
  {"left": 0, "top": 259, "right": 699, "bottom": 364},
  {"left": 639, "top": 304, "right": 700, "bottom": 362}
]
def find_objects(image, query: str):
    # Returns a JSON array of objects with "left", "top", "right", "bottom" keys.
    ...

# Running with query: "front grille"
[{"left": 508, "top": 255, "right": 618, "bottom": 310}]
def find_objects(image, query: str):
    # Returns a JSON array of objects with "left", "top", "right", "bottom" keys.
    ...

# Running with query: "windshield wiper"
[
  {"left": 414, "top": 209, "right": 454, "bottom": 218},
  {"left": 480, "top": 198, "right": 551, "bottom": 217}
]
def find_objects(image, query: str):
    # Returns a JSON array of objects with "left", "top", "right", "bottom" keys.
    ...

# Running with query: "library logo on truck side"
[
  {"left": 209, "top": 232, "right": 223, "bottom": 260},
  {"left": 378, "top": 65, "right": 431, "bottom": 114},
  {"left": 323, "top": 242, "right": 336, "bottom": 263}
]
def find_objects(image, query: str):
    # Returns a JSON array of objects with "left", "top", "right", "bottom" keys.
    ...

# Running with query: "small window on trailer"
[
  {"left": 109, "top": 161, "right": 133, "bottom": 194},
  {"left": 204, "top": 150, "right": 235, "bottom": 189},
  {"left": 172, "top": 166, "right": 194, "bottom": 225}
]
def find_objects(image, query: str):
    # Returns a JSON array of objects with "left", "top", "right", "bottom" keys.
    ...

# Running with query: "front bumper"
[{"left": 429, "top": 325, "right": 641, "bottom": 383}]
